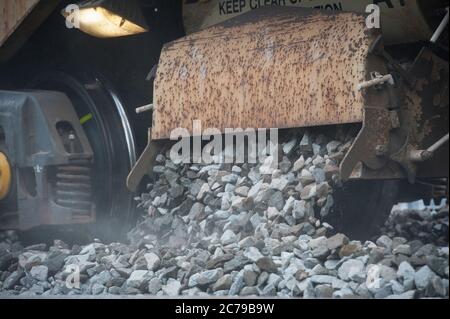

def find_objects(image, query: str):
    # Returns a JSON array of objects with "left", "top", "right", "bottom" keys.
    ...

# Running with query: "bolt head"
[{"left": 375, "top": 145, "right": 388, "bottom": 156}]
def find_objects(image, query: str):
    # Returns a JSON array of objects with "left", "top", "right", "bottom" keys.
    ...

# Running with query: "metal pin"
[
  {"left": 409, "top": 133, "right": 449, "bottom": 162},
  {"left": 427, "top": 133, "right": 449, "bottom": 153},
  {"left": 357, "top": 73, "right": 394, "bottom": 91},
  {"left": 135, "top": 104, "right": 154, "bottom": 114},
  {"left": 430, "top": 7, "right": 449, "bottom": 44}
]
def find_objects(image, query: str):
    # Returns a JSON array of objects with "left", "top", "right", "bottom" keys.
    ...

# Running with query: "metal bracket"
[
  {"left": 390, "top": 136, "right": 418, "bottom": 183},
  {"left": 342, "top": 33, "right": 448, "bottom": 183},
  {"left": 340, "top": 106, "right": 392, "bottom": 181},
  {"left": 126, "top": 129, "right": 165, "bottom": 192}
]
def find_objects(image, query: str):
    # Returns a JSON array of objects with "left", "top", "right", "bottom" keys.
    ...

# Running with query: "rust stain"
[
  {"left": 152, "top": 7, "right": 374, "bottom": 140},
  {"left": 0, "top": 0, "right": 39, "bottom": 47}
]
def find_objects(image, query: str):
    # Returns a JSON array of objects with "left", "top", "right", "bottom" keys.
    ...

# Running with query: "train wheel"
[{"left": 28, "top": 71, "right": 137, "bottom": 242}]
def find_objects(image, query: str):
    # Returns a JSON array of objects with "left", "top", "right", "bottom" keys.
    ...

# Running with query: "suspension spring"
[{"left": 53, "top": 159, "right": 94, "bottom": 220}]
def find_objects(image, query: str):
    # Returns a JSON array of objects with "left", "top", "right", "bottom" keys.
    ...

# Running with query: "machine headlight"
[{"left": 62, "top": 0, "right": 148, "bottom": 38}]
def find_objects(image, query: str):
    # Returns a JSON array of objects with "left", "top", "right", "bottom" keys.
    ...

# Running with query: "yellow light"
[
  {"left": 77, "top": 8, "right": 104, "bottom": 24},
  {"left": 0, "top": 152, "right": 12, "bottom": 200},
  {"left": 62, "top": 2, "right": 148, "bottom": 38}
]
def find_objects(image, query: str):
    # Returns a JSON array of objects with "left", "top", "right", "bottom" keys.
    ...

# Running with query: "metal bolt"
[
  {"left": 375, "top": 145, "right": 388, "bottom": 157},
  {"left": 68, "top": 132, "right": 77, "bottom": 153},
  {"left": 421, "top": 151, "right": 433, "bottom": 161}
]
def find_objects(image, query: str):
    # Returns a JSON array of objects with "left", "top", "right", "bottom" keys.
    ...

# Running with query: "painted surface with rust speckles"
[
  {"left": 0, "top": 0, "right": 39, "bottom": 47},
  {"left": 152, "top": 7, "right": 377, "bottom": 140}
]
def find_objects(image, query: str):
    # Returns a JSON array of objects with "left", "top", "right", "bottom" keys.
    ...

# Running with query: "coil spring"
[{"left": 53, "top": 160, "right": 93, "bottom": 219}]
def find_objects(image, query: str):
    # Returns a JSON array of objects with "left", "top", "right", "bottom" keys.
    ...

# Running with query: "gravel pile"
[
  {"left": 0, "top": 129, "right": 448, "bottom": 298},
  {"left": 381, "top": 201, "right": 449, "bottom": 247}
]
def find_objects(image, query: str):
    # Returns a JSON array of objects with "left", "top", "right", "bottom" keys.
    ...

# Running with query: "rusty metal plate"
[
  {"left": 0, "top": 0, "right": 39, "bottom": 47},
  {"left": 152, "top": 7, "right": 376, "bottom": 140}
]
